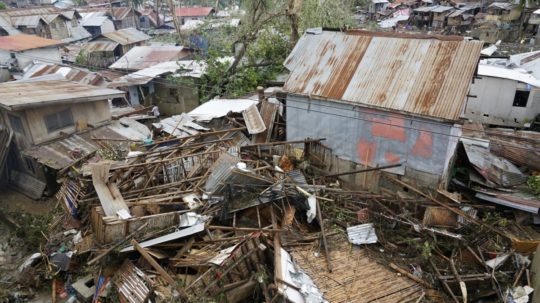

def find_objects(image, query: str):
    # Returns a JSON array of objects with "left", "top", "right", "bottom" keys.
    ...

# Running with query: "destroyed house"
[
  {"left": 283, "top": 30, "right": 483, "bottom": 190},
  {"left": 0, "top": 80, "right": 125, "bottom": 196}
]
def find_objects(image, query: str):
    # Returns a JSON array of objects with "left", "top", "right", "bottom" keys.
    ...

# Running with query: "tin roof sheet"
[
  {"left": 175, "top": 7, "right": 214, "bottom": 17},
  {"left": 101, "top": 27, "right": 150, "bottom": 45},
  {"left": 109, "top": 45, "right": 192, "bottom": 70},
  {"left": 283, "top": 30, "right": 483, "bottom": 121},
  {"left": 86, "top": 40, "right": 120, "bottom": 52},
  {"left": 108, "top": 60, "right": 203, "bottom": 87},
  {"left": 12, "top": 15, "right": 46, "bottom": 28},
  {"left": 111, "top": 7, "right": 132, "bottom": 20},
  {"left": 0, "top": 34, "right": 62, "bottom": 51},
  {"left": 0, "top": 79, "right": 125, "bottom": 110},
  {"left": 478, "top": 64, "right": 540, "bottom": 87},
  {"left": 22, "top": 63, "right": 108, "bottom": 87},
  {"left": 81, "top": 14, "right": 108, "bottom": 26}
]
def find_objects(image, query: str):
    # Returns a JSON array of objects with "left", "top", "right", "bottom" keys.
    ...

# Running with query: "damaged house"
[
  {"left": 472, "top": 2, "right": 522, "bottom": 43},
  {"left": 283, "top": 30, "right": 483, "bottom": 191},
  {"left": 0, "top": 79, "right": 149, "bottom": 198}
]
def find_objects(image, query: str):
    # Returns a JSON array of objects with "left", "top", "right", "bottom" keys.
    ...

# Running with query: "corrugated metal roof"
[
  {"left": 12, "top": 15, "right": 47, "bottom": 28},
  {"left": 0, "top": 79, "right": 125, "bottom": 110},
  {"left": 101, "top": 27, "right": 150, "bottom": 45},
  {"left": 62, "top": 26, "right": 92, "bottom": 43},
  {"left": 489, "top": 2, "right": 514, "bottom": 10},
  {"left": 22, "top": 63, "right": 108, "bottom": 87},
  {"left": 86, "top": 40, "right": 120, "bottom": 52},
  {"left": 347, "top": 223, "right": 378, "bottom": 245},
  {"left": 0, "top": 34, "right": 63, "bottom": 51},
  {"left": 175, "top": 7, "right": 214, "bottom": 17},
  {"left": 478, "top": 64, "right": 540, "bottom": 87},
  {"left": 109, "top": 60, "right": 206, "bottom": 87},
  {"left": 111, "top": 7, "right": 132, "bottom": 20},
  {"left": 0, "top": 15, "right": 21, "bottom": 35},
  {"left": 81, "top": 14, "right": 108, "bottom": 26},
  {"left": 283, "top": 30, "right": 483, "bottom": 121},
  {"left": 188, "top": 99, "right": 258, "bottom": 122},
  {"left": 109, "top": 45, "right": 192, "bottom": 70},
  {"left": 242, "top": 104, "right": 266, "bottom": 134}
]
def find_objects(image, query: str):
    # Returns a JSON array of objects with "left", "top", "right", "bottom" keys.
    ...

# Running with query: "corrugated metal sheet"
[
  {"left": 0, "top": 79, "right": 125, "bottom": 110},
  {"left": 109, "top": 46, "right": 192, "bottom": 70},
  {"left": 86, "top": 40, "right": 119, "bottom": 52},
  {"left": 111, "top": 7, "right": 132, "bottom": 20},
  {"left": 283, "top": 30, "right": 483, "bottom": 121},
  {"left": 108, "top": 60, "right": 203, "bottom": 87},
  {"left": 175, "top": 7, "right": 214, "bottom": 17},
  {"left": 101, "top": 27, "right": 150, "bottom": 45},
  {"left": 81, "top": 14, "right": 108, "bottom": 26},
  {"left": 346, "top": 223, "right": 378, "bottom": 245},
  {"left": 188, "top": 99, "right": 258, "bottom": 122},
  {"left": 22, "top": 63, "right": 108, "bottom": 87},
  {"left": 0, "top": 15, "right": 21, "bottom": 35},
  {"left": 0, "top": 34, "right": 62, "bottom": 51},
  {"left": 62, "top": 26, "right": 92, "bottom": 43},
  {"left": 12, "top": 15, "right": 46, "bottom": 28},
  {"left": 115, "top": 260, "right": 151, "bottom": 303}
]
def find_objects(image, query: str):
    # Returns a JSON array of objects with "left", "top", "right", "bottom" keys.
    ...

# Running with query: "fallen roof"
[
  {"left": 0, "top": 80, "right": 125, "bottom": 110},
  {"left": 22, "top": 62, "right": 108, "bottom": 87},
  {"left": 188, "top": 99, "right": 258, "bottom": 122},
  {"left": 283, "top": 30, "right": 483, "bottom": 121},
  {"left": 109, "top": 45, "right": 192, "bottom": 70},
  {"left": 23, "top": 118, "right": 150, "bottom": 170},
  {"left": 175, "top": 7, "right": 214, "bottom": 17},
  {"left": 478, "top": 64, "right": 540, "bottom": 87},
  {"left": 100, "top": 27, "right": 150, "bottom": 45},
  {"left": 0, "top": 34, "right": 63, "bottom": 51},
  {"left": 108, "top": 60, "right": 206, "bottom": 87}
]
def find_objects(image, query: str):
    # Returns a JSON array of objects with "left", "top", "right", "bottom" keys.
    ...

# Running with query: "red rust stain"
[
  {"left": 357, "top": 139, "right": 377, "bottom": 166},
  {"left": 412, "top": 130, "right": 433, "bottom": 158},
  {"left": 371, "top": 116, "right": 406, "bottom": 142},
  {"left": 384, "top": 152, "right": 401, "bottom": 164},
  {"left": 321, "top": 36, "right": 371, "bottom": 100}
]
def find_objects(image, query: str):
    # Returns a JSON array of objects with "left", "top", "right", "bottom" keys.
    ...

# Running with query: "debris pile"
[{"left": 3, "top": 102, "right": 540, "bottom": 303}]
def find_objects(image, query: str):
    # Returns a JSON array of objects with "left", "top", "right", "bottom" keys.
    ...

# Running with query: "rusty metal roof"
[
  {"left": 101, "top": 27, "right": 150, "bottom": 45},
  {"left": 11, "top": 15, "right": 47, "bottom": 28},
  {"left": 0, "top": 79, "right": 125, "bottom": 111},
  {"left": 22, "top": 63, "right": 108, "bottom": 87},
  {"left": 109, "top": 46, "right": 192, "bottom": 71},
  {"left": 175, "top": 7, "right": 214, "bottom": 17},
  {"left": 283, "top": 30, "right": 483, "bottom": 121},
  {"left": 86, "top": 40, "right": 120, "bottom": 52},
  {"left": 0, "top": 34, "right": 63, "bottom": 51}
]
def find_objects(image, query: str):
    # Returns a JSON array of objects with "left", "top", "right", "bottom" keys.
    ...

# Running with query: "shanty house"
[
  {"left": 431, "top": 5, "right": 455, "bottom": 29},
  {"left": 465, "top": 64, "right": 540, "bottom": 127},
  {"left": 0, "top": 34, "right": 63, "bottom": 70},
  {"left": 109, "top": 45, "right": 194, "bottom": 71},
  {"left": 81, "top": 13, "right": 115, "bottom": 36},
  {"left": 283, "top": 30, "right": 483, "bottom": 190},
  {"left": 90, "top": 27, "right": 150, "bottom": 59},
  {"left": 137, "top": 7, "right": 161, "bottom": 28},
  {"left": 369, "top": 0, "right": 389, "bottom": 18},
  {"left": 446, "top": 6, "right": 478, "bottom": 32},
  {"left": 11, "top": 15, "right": 49, "bottom": 37},
  {"left": 0, "top": 80, "right": 126, "bottom": 196},
  {"left": 175, "top": 7, "right": 215, "bottom": 25},
  {"left": 485, "top": 2, "right": 521, "bottom": 22},
  {"left": 110, "top": 7, "right": 139, "bottom": 30}
]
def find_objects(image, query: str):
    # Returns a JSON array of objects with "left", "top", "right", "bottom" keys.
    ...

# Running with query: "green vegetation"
[
  {"left": 0, "top": 2, "right": 7, "bottom": 10},
  {"left": 527, "top": 175, "right": 540, "bottom": 198}
]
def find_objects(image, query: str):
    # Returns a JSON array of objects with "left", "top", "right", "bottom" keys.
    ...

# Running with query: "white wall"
[{"left": 466, "top": 76, "right": 540, "bottom": 126}]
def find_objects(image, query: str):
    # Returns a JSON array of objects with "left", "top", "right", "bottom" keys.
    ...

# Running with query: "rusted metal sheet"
[
  {"left": 283, "top": 30, "right": 483, "bottom": 121},
  {"left": 253, "top": 101, "right": 279, "bottom": 143},
  {"left": 422, "top": 207, "right": 458, "bottom": 227},
  {"left": 109, "top": 46, "right": 192, "bottom": 71},
  {"left": 175, "top": 7, "right": 214, "bottom": 17},
  {"left": 115, "top": 260, "right": 151, "bottom": 303},
  {"left": 23, "top": 63, "right": 108, "bottom": 87},
  {"left": 0, "top": 34, "right": 63, "bottom": 51},
  {"left": 0, "top": 79, "right": 125, "bottom": 111},
  {"left": 101, "top": 27, "right": 150, "bottom": 45},
  {"left": 86, "top": 40, "right": 119, "bottom": 52}
]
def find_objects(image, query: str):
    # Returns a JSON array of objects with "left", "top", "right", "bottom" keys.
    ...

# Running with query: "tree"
[{"left": 0, "top": 2, "right": 6, "bottom": 10}]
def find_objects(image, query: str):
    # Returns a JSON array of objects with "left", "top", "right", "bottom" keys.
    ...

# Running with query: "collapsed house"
[
  {"left": 109, "top": 45, "right": 194, "bottom": 71},
  {"left": 282, "top": 30, "right": 483, "bottom": 191},
  {"left": 0, "top": 79, "right": 150, "bottom": 198}
]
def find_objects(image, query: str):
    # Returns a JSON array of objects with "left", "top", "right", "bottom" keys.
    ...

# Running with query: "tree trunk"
[
  {"left": 167, "top": 0, "right": 182, "bottom": 39},
  {"left": 287, "top": 0, "right": 299, "bottom": 47}
]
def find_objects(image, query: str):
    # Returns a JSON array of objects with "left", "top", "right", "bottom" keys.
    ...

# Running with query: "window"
[
  {"left": 513, "top": 90, "right": 530, "bottom": 107},
  {"left": 8, "top": 114, "right": 25, "bottom": 134},
  {"left": 44, "top": 109, "right": 74, "bottom": 133}
]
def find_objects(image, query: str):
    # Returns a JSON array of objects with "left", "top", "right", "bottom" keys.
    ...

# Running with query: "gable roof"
[
  {"left": 175, "top": 7, "right": 214, "bottom": 17},
  {"left": 0, "top": 79, "right": 125, "bottom": 111},
  {"left": 283, "top": 30, "right": 483, "bottom": 121},
  {"left": 100, "top": 27, "right": 150, "bottom": 45},
  {"left": 0, "top": 34, "right": 63, "bottom": 51}
]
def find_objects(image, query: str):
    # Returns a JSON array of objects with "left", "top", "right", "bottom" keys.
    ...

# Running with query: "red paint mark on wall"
[
  {"left": 412, "top": 130, "right": 433, "bottom": 158},
  {"left": 357, "top": 139, "right": 377, "bottom": 166},
  {"left": 371, "top": 116, "right": 406, "bottom": 142},
  {"left": 384, "top": 152, "right": 401, "bottom": 164}
]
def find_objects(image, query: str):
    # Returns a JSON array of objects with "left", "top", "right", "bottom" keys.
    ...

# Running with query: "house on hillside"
[
  {"left": 90, "top": 27, "right": 150, "bottom": 59},
  {"left": 465, "top": 64, "right": 540, "bottom": 127},
  {"left": 472, "top": 2, "right": 522, "bottom": 43},
  {"left": 109, "top": 45, "right": 194, "bottom": 71},
  {"left": 81, "top": 12, "right": 115, "bottom": 36},
  {"left": 369, "top": 0, "right": 389, "bottom": 18},
  {"left": 11, "top": 15, "right": 49, "bottom": 37},
  {"left": 175, "top": 7, "right": 215, "bottom": 25},
  {"left": 108, "top": 60, "right": 204, "bottom": 110},
  {"left": 110, "top": 7, "right": 139, "bottom": 30},
  {"left": 283, "top": 30, "right": 483, "bottom": 191},
  {"left": 431, "top": 5, "right": 455, "bottom": 29},
  {"left": 0, "top": 34, "right": 63, "bottom": 70},
  {"left": 0, "top": 80, "right": 128, "bottom": 197},
  {"left": 137, "top": 7, "right": 161, "bottom": 28}
]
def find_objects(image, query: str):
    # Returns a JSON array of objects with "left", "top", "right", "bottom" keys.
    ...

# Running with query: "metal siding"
[{"left": 283, "top": 31, "right": 483, "bottom": 121}]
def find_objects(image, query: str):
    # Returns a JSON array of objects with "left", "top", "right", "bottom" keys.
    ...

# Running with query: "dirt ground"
[{"left": 0, "top": 189, "right": 56, "bottom": 301}]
